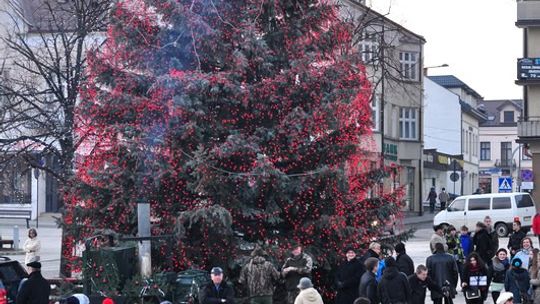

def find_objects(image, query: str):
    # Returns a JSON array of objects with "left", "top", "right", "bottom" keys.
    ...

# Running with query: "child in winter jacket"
[
  {"left": 504, "top": 258, "right": 531, "bottom": 304},
  {"left": 460, "top": 226, "right": 473, "bottom": 259}
]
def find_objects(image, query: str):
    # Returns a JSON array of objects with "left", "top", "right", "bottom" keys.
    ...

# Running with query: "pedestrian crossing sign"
[{"left": 498, "top": 177, "right": 513, "bottom": 192}]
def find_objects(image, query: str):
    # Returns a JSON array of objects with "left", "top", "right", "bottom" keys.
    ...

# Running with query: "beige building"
[
  {"left": 516, "top": 0, "right": 540, "bottom": 203},
  {"left": 340, "top": 0, "right": 426, "bottom": 213},
  {"left": 479, "top": 100, "right": 532, "bottom": 193}
]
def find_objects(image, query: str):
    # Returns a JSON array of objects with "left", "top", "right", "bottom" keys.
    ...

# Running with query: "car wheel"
[{"left": 495, "top": 222, "right": 509, "bottom": 237}]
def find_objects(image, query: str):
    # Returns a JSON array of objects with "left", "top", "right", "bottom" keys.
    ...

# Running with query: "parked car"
[
  {"left": 0, "top": 257, "right": 27, "bottom": 304},
  {"left": 434, "top": 192, "right": 537, "bottom": 237}
]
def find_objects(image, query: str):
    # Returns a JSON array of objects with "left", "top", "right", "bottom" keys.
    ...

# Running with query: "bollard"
[{"left": 13, "top": 225, "right": 19, "bottom": 250}]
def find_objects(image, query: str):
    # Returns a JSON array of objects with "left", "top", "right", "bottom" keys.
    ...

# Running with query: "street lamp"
[{"left": 423, "top": 64, "right": 449, "bottom": 76}]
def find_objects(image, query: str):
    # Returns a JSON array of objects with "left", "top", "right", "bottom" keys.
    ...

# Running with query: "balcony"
[
  {"left": 517, "top": 1, "right": 540, "bottom": 27},
  {"left": 518, "top": 117, "right": 540, "bottom": 138},
  {"left": 495, "top": 159, "right": 516, "bottom": 169}
]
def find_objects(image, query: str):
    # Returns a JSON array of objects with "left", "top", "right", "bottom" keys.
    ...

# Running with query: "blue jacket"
[
  {"left": 504, "top": 268, "right": 530, "bottom": 303},
  {"left": 376, "top": 259, "right": 386, "bottom": 282},
  {"left": 460, "top": 234, "right": 472, "bottom": 258}
]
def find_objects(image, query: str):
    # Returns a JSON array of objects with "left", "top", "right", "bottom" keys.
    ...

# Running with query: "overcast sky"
[{"left": 369, "top": 0, "right": 522, "bottom": 100}]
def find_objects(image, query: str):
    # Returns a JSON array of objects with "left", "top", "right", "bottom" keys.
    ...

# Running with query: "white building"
[
  {"left": 479, "top": 100, "right": 533, "bottom": 193},
  {"left": 423, "top": 77, "right": 463, "bottom": 196},
  {"left": 426, "top": 75, "right": 487, "bottom": 196}
]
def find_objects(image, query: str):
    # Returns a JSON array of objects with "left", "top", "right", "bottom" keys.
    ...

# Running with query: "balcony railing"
[
  {"left": 517, "top": 1, "right": 540, "bottom": 26},
  {"left": 518, "top": 117, "right": 540, "bottom": 138},
  {"left": 495, "top": 159, "right": 516, "bottom": 169}
]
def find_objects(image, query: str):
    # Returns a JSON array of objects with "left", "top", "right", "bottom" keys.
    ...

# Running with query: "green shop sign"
[{"left": 383, "top": 143, "right": 398, "bottom": 161}]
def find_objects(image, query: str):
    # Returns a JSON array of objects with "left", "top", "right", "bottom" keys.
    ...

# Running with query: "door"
[
  {"left": 515, "top": 194, "right": 535, "bottom": 227},
  {"left": 446, "top": 198, "right": 467, "bottom": 228},
  {"left": 466, "top": 197, "right": 491, "bottom": 227}
]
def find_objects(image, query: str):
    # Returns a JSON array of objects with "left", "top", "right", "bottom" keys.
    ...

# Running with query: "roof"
[
  {"left": 428, "top": 75, "right": 483, "bottom": 100},
  {"left": 479, "top": 99, "right": 523, "bottom": 127},
  {"left": 460, "top": 100, "right": 487, "bottom": 122},
  {"left": 341, "top": 0, "right": 426, "bottom": 43}
]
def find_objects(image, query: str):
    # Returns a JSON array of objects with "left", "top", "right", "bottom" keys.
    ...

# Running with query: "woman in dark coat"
[
  {"left": 489, "top": 249, "right": 510, "bottom": 303},
  {"left": 335, "top": 247, "right": 364, "bottom": 304},
  {"left": 461, "top": 252, "right": 490, "bottom": 304}
]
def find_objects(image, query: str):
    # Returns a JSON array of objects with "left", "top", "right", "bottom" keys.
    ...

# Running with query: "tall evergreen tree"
[{"left": 63, "top": 0, "right": 405, "bottom": 298}]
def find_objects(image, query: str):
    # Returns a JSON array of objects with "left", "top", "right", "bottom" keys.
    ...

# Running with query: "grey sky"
[{"left": 370, "top": 0, "right": 522, "bottom": 100}]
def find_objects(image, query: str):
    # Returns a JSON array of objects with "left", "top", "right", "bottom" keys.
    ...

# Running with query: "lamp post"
[{"left": 423, "top": 64, "right": 449, "bottom": 76}]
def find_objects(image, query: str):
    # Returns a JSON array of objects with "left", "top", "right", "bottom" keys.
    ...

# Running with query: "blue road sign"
[{"left": 498, "top": 177, "right": 513, "bottom": 192}]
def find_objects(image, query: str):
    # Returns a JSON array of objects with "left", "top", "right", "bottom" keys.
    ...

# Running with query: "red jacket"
[{"left": 533, "top": 213, "right": 540, "bottom": 235}]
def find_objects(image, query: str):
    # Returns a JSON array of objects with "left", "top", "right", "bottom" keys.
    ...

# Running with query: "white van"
[{"left": 433, "top": 192, "right": 537, "bottom": 237}]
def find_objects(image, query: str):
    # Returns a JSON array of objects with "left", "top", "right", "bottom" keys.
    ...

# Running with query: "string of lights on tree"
[{"left": 60, "top": 0, "right": 408, "bottom": 299}]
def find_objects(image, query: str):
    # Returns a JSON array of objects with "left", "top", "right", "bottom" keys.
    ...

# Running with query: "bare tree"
[{"left": 0, "top": 0, "right": 109, "bottom": 184}]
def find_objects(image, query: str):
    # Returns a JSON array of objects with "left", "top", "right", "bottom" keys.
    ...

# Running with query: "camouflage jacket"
[{"left": 239, "top": 256, "right": 280, "bottom": 297}]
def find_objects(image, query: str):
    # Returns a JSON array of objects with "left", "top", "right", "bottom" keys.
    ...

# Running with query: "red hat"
[{"left": 102, "top": 298, "right": 114, "bottom": 304}]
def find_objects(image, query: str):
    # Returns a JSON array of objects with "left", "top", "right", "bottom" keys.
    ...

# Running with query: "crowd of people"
[
  {"left": 202, "top": 215, "right": 540, "bottom": 304},
  {"left": 14, "top": 216, "right": 540, "bottom": 304}
]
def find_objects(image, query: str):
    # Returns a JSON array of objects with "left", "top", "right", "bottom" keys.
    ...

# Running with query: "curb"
[{"left": 0, "top": 249, "right": 24, "bottom": 255}]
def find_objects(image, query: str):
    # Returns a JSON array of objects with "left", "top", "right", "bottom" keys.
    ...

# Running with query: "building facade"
[
  {"left": 479, "top": 100, "right": 532, "bottom": 193},
  {"left": 423, "top": 77, "right": 463, "bottom": 197},
  {"left": 428, "top": 75, "right": 487, "bottom": 195},
  {"left": 516, "top": 0, "right": 540, "bottom": 203},
  {"left": 341, "top": 0, "right": 426, "bottom": 213}
]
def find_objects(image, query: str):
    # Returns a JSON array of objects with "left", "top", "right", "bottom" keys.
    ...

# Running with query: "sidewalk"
[
  {"left": 0, "top": 213, "right": 62, "bottom": 278},
  {"left": 402, "top": 209, "right": 436, "bottom": 226}
]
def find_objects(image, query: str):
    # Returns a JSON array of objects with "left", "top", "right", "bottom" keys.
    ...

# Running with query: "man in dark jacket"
[
  {"left": 426, "top": 243, "right": 458, "bottom": 304},
  {"left": 335, "top": 247, "right": 364, "bottom": 304},
  {"left": 408, "top": 265, "right": 443, "bottom": 304},
  {"left": 200, "top": 267, "right": 235, "bottom": 304},
  {"left": 358, "top": 257, "right": 379, "bottom": 304},
  {"left": 377, "top": 257, "right": 411, "bottom": 304},
  {"left": 484, "top": 216, "right": 499, "bottom": 264},
  {"left": 507, "top": 221, "right": 526, "bottom": 257},
  {"left": 239, "top": 248, "right": 280, "bottom": 304},
  {"left": 282, "top": 244, "right": 313, "bottom": 304},
  {"left": 395, "top": 243, "right": 414, "bottom": 276},
  {"left": 473, "top": 221, "right": 493, "bottom": 264},
  {"left": 16, "top": 261, "right": 50, "bottom": 304}
]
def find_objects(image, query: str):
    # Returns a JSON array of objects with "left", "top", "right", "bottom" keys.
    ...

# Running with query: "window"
[
  {"left": 503, "top": 111, "right": 515, "bottom": 123},
  {"left": 501, "top": 142, "right": 512, "bottom": 167},
  {"left": 448, "top": 199, "right": 465, "bottom": 212},
  {"left": 516, "top": 194, "right": 534, "bottom": 208},
  {"left": 399, "top": 52, "right": 418, "bottom": 81},
  {"left": 492, "top": 197, "right": 511, "bottom": 210},
  {"left": 480, "top": 142, "right": 491, "bottom": 160},
  {"left": 399, "top": 108, "right": 418, "bottom": 140},
  {"left": 360, "top": 32, "right": 379, "bottom": 64},
  {"left": 468, "top": 198, "right": 490, "bottom": 211},
  {"left": 371, "top": 95, "right": 380, "bottom": 131}
]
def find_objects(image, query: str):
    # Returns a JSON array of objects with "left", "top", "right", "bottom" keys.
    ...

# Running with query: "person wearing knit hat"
[
  {"left": 239, "top": 246, "right": 280, "bottom": 304},
  {"left": 102, "top": 298, "right": 114, "bottom": 304},
  {"left": 504, "top": 258, "right": 530, "bottom": 304},
  {"left": 294, "top": 278, "right": 323, "bottom": 304}
]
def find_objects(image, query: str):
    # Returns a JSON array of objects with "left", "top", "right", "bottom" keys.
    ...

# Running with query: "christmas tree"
[{"left": 63, "top": 0, "right": 406, "bottom": 299}]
